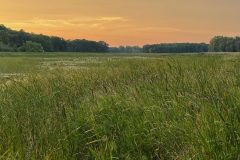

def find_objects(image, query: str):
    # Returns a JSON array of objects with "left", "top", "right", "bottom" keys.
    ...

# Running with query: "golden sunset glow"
[{"left": 1, "top": 0, "right": 240, "bottom": 46}]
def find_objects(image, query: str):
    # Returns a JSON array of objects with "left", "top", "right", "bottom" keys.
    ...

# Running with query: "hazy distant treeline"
[
  {"left": 0, "top": 25, "right": 109, "bottom": 52},
  {"left": 143, "top": 43, "right": 208, "bottom": 53},
  {"left": 112, "top": 37, "right": 240, "bottom": 53},
  {"left": 109, "top": 46, "right": 142, "bottom": 53},
  {"left": 109, "top": 43, "right": 209, "bottom": 53}
]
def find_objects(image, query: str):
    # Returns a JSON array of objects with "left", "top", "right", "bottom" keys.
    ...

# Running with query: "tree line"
[
  {"left": 109, "top": 43, "right": 209, "bottom": 53},
  {"left": 0, "top": 25, "right": 109, "bottom": 52},
  {"left": 109, "top": 46, "right": 142, "bottom": 53},
  {"left": 1, "top": 24, "right": 240, "bottom": 53},
  {"left": 131, "top": 36, "right": 240, "bottom": 53},
  {"left": 143, "top": 43, "right": 208, "bottom": 53}
]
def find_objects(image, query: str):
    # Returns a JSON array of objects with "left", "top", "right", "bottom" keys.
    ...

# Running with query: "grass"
[{"left": 0, "top": 53, "right": 240, "bottom": 159}]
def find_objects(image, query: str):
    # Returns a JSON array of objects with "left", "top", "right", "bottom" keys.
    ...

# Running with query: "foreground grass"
[{"left": 0, "top": 54, "right": 240, "bottom": 159}]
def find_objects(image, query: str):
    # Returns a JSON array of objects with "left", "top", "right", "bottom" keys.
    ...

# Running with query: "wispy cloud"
[
  {"left": 95, "top": 17, "right": 127, "bottom": 22},
  {"left": 3, "top": 16, "right": 128, "bottom": 28}
]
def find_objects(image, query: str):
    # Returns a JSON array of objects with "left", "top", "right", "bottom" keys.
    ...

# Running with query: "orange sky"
[{"left": 1, "top": 0, "right": 240, "bottom": 46}]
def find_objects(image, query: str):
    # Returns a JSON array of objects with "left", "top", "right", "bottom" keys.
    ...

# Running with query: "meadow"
[{"left": 0, "top": 52, "right": 239, "bottom": 159}]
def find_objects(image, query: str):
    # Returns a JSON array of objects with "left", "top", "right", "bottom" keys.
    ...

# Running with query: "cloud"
[
  {"left": 95, "top": 17, "right": 127, "bottom": 22},
  {"left": 3, "top": 16, "right": 128, "bottom": 28}
]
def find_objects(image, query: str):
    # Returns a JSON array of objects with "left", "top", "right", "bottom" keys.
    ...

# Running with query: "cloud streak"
[{"left": 3, "top": 16, "right": 127, "bottom": 27}]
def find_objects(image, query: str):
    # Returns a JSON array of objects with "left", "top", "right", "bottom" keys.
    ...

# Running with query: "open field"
[{"left": 0, "top": 52, "right": 240, "bottom": 159}]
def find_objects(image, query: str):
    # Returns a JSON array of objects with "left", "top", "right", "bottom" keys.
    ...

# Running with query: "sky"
[{"left": 0, "top": 0, "right": 240, "bottom": 46}]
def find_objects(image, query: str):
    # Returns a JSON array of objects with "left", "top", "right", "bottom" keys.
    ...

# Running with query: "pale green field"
[{"left": 0, "top": 52, "right": 240, "bottom": 159}]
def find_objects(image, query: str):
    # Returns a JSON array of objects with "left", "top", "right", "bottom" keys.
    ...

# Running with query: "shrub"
[
  {"left": 0, "top": 42, "right": 14, "bottom": 51},
  {"left": 18, "top": 41, "right": 44, "bottom": 52}
]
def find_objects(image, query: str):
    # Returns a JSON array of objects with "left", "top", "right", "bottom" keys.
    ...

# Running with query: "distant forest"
[
  {"left": 0, "top": 24, "right": 240, "bottom": 53},
  {"left": 0, "top": 25, "right": 109, "bottom": 52},
  {"left": 142, "top": 36, "right": 240, "bottom": 53},
  {"left": 143, "top": 43, "right": 208, "bottom": 53}
]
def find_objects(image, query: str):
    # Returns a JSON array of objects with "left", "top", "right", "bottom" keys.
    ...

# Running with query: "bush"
[
  {"left": 18, "top": 41, "right": 44, "bottom": 52},
  {"left": 0, "top": 42, "right": 14, "bottom": 51}
]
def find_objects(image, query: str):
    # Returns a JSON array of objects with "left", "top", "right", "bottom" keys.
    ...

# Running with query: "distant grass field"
[{"left": 0, "top": 52, "right": 240, "bottom": 159}]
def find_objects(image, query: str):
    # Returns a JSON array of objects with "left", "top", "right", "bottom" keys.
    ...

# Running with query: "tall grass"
[
  {"left": 0, "top": 57, "right": 39, "bottom": 73},
  {"left": 0, "top": 55, "right": 240, "bottom": 159}
]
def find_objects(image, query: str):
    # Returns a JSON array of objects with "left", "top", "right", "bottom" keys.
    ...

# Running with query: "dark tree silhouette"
[{"left": 0, "top": 24, "right": 109, "bottom": 53}]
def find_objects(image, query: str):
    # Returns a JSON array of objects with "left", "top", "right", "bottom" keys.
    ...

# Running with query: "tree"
[
  {"left": 31, "top": 34, "right": 53, "bottom": 52},
  {"left": 18, "top": 41, "right": 44, "bottom": 52},
  {"left": 0, "top": 25, "right": 7, "bottom": 31},
  {"left": 67, "top": 39, "right": 109, "bottom": 52},
  {"left": 0, "top": 30, "right": 9, "bottom": 44},
  {"left": 51, "top": 36, "right": 67, "bottom": 52},
  {"left": 235, "top": 37, "right": 240, "bottom": 52},
  {"left": 97, "top": 41, "right": 109, "bottom": 52},
  {"left": 209, "top": 36, "right": 239, "bottom": 52}
]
